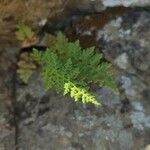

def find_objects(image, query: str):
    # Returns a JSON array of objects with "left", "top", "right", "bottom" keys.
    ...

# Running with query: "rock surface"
[
  {"left": 0, "top": 46, "right": 19, "bottom": 149},
  {"left": 0, "top": 0, "right": 150, "bottom": 48},
  {"left": 15, "top": 73, "right": 131, "bottom": 150},
  {"left": 102, "top": 0, "right": 150, "bottom": 7},
  {"left": 12, "top": 9, "right": 150, "bottom": 150},
  {"left": 0, "top": 1, "right": 150, "bottom": 150},
  {"left": 96, "top": 9, "right": 150, "bottom": 148},
  {"left": 96, "top": 9, "right": 150, "bottom": 102}
]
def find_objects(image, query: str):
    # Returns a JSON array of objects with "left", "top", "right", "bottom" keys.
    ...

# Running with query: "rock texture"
[
  {"left": 96, "top": 9, "right": 150, "bottom": 102},
  {"left": 15, "top": 73, "right": 130, "bottom": 150},
  {"left": 0, "top": 1, "right": 150, "bottom": 150},
  {"left": 0, "top": 47, "right": 19, "bottom": 149},
  {"left": 12, "top": 9, "right": 150, "bottom": 150},
  {"left": 0, "top": 0, "right": 150, "bottom": 48},
  {"left": 102, "top": 0, "right": 150, "bottom": 7},
  {"left": 0, "top": 0, "right": 65, "bottom": 47},
  {"left": 96, "top": 9, "right": 150, "bottom": 148}
]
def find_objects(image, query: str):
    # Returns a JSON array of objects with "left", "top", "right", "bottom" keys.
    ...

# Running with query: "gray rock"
[
  {"left": 14, "top": 9, "right": 150, "bottom": 150},
  {"left": 96, "top": 87, "right": 120, "bottom": 109},
  {"left": 114, "top": 53, "right": 130, "bottom": 70},
  {"left": 102, "top": 0, "right": 150, "bottom": 7},
  {"left": 1, "top": 5, "right": 150, "bottom": 150},
  {"left": 0, "top": 47, "right": 19, "bottom": 150},
  {"left": 96, "top": 9, "right": 150, "bottom": 149},
  {"left": 98, "top": 10, "right": 150, "bottom": 101}
]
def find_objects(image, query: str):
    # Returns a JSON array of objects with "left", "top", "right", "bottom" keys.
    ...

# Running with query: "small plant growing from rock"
[
  {"left": 17, "top": 52, "right": 36, "bottom": 83},
  {"left": 31, "top": 33, "right": 118, "bottom": 106},
  {"left": 16, "top": 23, "right": 35, "bottom": 41},
  {"left": 15, "top": 23, "right": 38, "bottom": 47}
]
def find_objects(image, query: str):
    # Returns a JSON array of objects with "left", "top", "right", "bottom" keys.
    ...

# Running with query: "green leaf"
[
  {"left": 31, "top": 32, "right": 119, "bottom": 106},
  {"left": 16, "top": 23, "right": 34, "bottom": 40}
]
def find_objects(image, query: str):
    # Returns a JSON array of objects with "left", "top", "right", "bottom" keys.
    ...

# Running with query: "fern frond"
[
  {"left": 64, "top": 82, "right": 100, "bottom": 106},
  {"left": 32, "top": 48, "right": 43, "bottom": 64},
  {"left": 16, "top": 23, "right": 34, "bottom": 40},
  {"left": 31, "top": 33, "right": 118, "bottom": 106}
]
